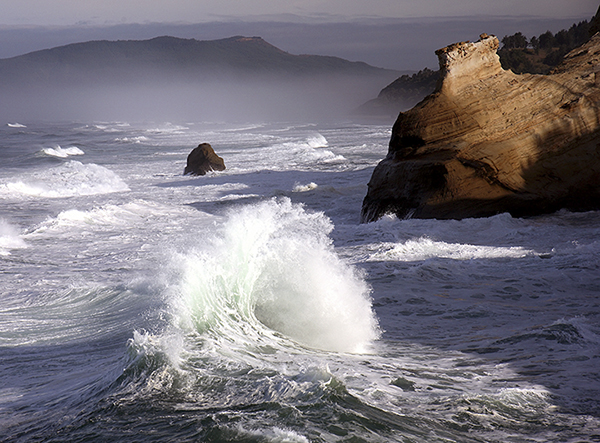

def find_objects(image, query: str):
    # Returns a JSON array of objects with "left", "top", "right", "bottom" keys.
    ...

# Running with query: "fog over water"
[
  {"left": 0, "top": 5, "right": 597, "bottom": 123},
  {"left": 1, "top": 74, "right": 400, "bottom": 123}
]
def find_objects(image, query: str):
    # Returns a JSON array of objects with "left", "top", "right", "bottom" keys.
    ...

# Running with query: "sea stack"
[
  {"left": 184, "top": 143, "right": 226, "bottom": 176},
  {"left": 361, "top": 33, "right": 600, "bottom": 221}
]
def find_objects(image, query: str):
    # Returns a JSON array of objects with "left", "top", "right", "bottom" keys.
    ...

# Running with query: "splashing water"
[
  {"left": 0, "top": 219, "right": 26, "bottom": 255},
  {"left": 169, "top": 198, "right": 380, "bottom": 354}
]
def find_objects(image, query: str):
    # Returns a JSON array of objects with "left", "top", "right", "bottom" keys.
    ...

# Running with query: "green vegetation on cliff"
[{"left": 498, "top": 20, "right": 591, "bottom": 74}]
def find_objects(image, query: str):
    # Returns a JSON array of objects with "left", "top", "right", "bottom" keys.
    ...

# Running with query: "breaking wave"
[
  {"left": 166, "top": 198, "right": 380, "bottom": 354},
  {"left": 41, "top": 145, "right": 85, "bottom": 158}
]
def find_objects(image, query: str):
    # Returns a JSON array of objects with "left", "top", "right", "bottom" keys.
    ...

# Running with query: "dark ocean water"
[{"left": 1, "top": 121, "right": 599, "bottom": 442}]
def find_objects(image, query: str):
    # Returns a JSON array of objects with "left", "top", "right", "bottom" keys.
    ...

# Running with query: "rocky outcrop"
[
  {"left": 184, "top": 143, "right": 226, "bottom": 176},
  {"left": 361, "top": 33, "right": 600, "bottom": 221},
  {"left": 354, "top": 68, "right": 440, "bottom": 120}
]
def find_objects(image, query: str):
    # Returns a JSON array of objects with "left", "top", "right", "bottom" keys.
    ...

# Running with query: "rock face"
[
  {"left": 184, "top": 143, "right": 226, "bottom": 176},
  {"left": 361, "top": 33, "right": 600, "bottom": 221}
]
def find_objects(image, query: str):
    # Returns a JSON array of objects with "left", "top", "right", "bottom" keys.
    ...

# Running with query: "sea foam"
[
  {"left": 367, "top": 237, "right": 535, "bottom": 261},
  {"left": 261, "top": 134, "right": 345, "bottom": 169}
]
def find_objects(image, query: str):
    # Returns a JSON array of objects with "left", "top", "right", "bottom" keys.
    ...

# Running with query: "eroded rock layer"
[{"left": 362, "top": 33, "right": 600, "bottom": 221}]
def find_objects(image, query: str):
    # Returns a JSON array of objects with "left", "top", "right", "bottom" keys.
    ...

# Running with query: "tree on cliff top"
[
  {"left": 501, "top": 32, "right": 528, "bottom": 49},
  {"left": 499, "top": 20, "right": 591, "bottom": 74}
]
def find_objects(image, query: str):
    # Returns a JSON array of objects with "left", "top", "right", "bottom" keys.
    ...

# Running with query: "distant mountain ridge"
[
  {"left": 0, "top": 35, "right": 397, "bottom": 86},
  {"left": 0, "top": 35, "right": 399, "bottom": 121}
]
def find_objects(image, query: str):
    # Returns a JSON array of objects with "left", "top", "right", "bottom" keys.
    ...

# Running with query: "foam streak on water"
[{"left": 0, "top": 120, "right": 599, "bottom": 442}]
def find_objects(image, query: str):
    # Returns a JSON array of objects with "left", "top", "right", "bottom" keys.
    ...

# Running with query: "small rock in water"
[{"left": 183, "top": 143, "right": 226, "bottom": 176}]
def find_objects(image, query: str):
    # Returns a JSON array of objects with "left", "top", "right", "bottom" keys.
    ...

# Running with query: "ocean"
[{"left": 1, "top": 119, "right": 599, "bottom": 442}]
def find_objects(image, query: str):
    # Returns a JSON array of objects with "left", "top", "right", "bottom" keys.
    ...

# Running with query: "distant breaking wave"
[
  {"left": 0, "top": 161, "right": 129, "bottom": 198},
  {"left": 41, "top": 145, "right": 85, "bottom": 158},
  {"left": 367, "top": 237, "right": 535, "bottom": 261}
]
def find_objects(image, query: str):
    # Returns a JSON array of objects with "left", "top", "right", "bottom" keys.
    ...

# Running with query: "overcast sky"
[{"left": 1, "top": 0, "right": 597, "bottom": 26}]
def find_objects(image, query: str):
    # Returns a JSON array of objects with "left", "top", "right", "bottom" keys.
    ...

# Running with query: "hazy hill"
[
  {"left": 0, "top": 35, "right": 399, "bottom": 121},
  {"left": 355, "top": 68, "right": 439, "bottom": 119},
  {"left": 0, "top": 35, "right": 397, "bottom": 86}
]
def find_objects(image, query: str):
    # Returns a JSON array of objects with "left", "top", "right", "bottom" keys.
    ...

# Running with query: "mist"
[{"left": 0, "top": 74, "right": 392, "bottom": 123}]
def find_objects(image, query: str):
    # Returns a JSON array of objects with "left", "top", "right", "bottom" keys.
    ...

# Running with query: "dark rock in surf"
[{"left": 184, "top": 143, "right": 226, "bottom": 176}]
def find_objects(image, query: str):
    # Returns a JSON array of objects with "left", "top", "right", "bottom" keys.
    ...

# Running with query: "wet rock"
[{"left": 184, "top": 143, "right": 226, "bottom": 176}]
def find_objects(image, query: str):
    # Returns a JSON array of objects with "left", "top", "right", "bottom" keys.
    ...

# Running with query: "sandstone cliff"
[{"left": 361, "top": 32, "right": 600, "bottom": 221}]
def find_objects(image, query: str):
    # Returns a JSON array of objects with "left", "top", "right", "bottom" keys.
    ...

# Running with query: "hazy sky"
[
  {"left": 0, "top": 1, "right": 598, "bottom": 71},
  {"left": 1, "top": 0, "right": 598, "bottom": 26}
]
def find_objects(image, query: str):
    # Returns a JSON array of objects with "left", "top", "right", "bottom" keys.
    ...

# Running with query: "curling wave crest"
[{"left": 167, "top": 198, "right": 380, "bottom": 354}]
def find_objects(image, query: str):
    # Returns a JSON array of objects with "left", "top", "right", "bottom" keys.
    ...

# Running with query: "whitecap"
[
  {"left": 261, "top": 135, "right": 345, "bottom": 169},
  {"left": 92, "top": 124, "right": 124, "bottom": 133},
  {"left": 292, "top": 182, "right": 318, "bottom": 192},
  {"left": 306, "top": 133, "right": 328, "bottom": 148},
  {"left": 147, "top": 123, "right": 189, "bottom": 134},
  {"left": 7, "top": 123, "right": 26, "bottom": 128},
  {"left": 115, "top": 136, "right": 149, "bottom": 144},
  {"left": 236, "top": 426, "right": 310, "bottom": 443}
]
